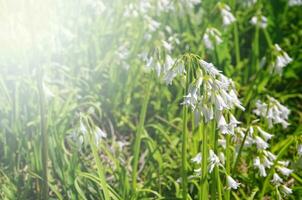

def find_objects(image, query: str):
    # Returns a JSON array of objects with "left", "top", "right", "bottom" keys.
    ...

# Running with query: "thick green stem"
[
  {"left": 132, "top": 82, "right": 152, "bottom": 194},
  {"left": 37, "top": 67, "right": 48, "bottom": 200}
]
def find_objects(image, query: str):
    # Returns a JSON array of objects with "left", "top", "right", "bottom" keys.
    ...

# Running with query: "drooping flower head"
[
  {"left": 179, "top": 60, "right": 245, "bottom": 134},
  {"left": 203, "top": 28, "right": 223, "bottom": 50},
  {"left": 272, "top": 44, "right": 293, "bottom": 74},
  {"left": 218, "top": 3, "right": 236, "bottom": 26},
  {"left": 253, "top": 96, "right": 290, "bottom": 129},
  {"left": 226, "top": 175, "right": 240, "bottom": 190},
  {"left": 250, "top": 15, "right": 268, "bottom": 29}
]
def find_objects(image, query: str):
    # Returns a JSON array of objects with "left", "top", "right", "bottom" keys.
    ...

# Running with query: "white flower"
[
  {"left": 250, "top": 15, "right": 267, "bottom": 29},
  {"left": 229, "top": 113, "right": 241, "bottom": 126},
  {"left": 253, "top": 100, "right": 266, "bottom": 116},
  {"left": 228, "top": 90, "right": 245, "bottom": 111},
  {"left": 263, "top": 150, "right": 277, "bottom": 161},
  {"left": 95, "top": 127, "right": 107, "bottom": 139},
  {"left": 164, "top": 62, "right": 185, "bottom": 85},
  {"left": 157, "top": 0, "right": 174, "bottom": 13},
  {"left": 144, "top": 16, "right": 161, "bottom": 32},
  {"left": 271, "top": 173, "right": 283, "bottom": 185},
  {"left": 217, "top": 114, "right": 230, "bottom": 134},
  {"left": 262, "top": 155, "right": 273, "bottom": 168},
  {"left": 219, "top": 152, "right": 225, "bottom": 165},
  {"left": 253, "top": 157, "right": 267, "bottom": 177},
  {"left": 94, "top": 127, "right": 107, "bottom": 145},
  {"left": 192, "top": 153, "right": 202, "bottom": 164},
  {"left": 213, "top": 93, "right": 228, "bottom": 111},
  {"left": 273, "top": 44, "right": 293, "bottom": 74},
  {"left": 244, "top": 136, "right": 255, "bottom": 147},
  {"left": 199, "top": 60, "right": 221, "bottom": 76},
  {"left": 255, "top": 136, "right": 269, "bottom": 149},
  {"left": 278, "top": 160, "right": 290, "bottom": 167},
  {"left": 164, "top": 55, "right": 174, "bottom": 70},
  {"left": 219, "top": 3, "right": 236, "bottom": 26},
  {"left": 257, "top": 127, "right": 273, "bottom": 141},
  {"left": 80, "top": 120, "right": 87, "bottom": 134},
  {"left": 298, "top": 144, "right": 302, "bottom": 156},
  {"left": 164, "top": 70, "right": 178, "bottom": 85},
  {"left": 280, "top": 185, "right": 292, "bottom": 195},
  {"left": 244, "top": 0, "right": 257, "bottom": 7},
  {"left": 123, "top": 4, "right": 139, "bottom": 18},
  {"left": 249, "top": 126, "right": 254, "bottom": 134},
  {"left": 208, "top": 150, "right": 221, "bottom": 173},
  {"left": 200, "top": 104, "right": 214, "bottom": 123},
  {"left": 162, "top": 40, "right": 173, "bottom": 52},
  {"left": 253, "top": 96, "right": 290, "bottom": 129},
  {"left": 277, "top": 166, "right": 293, "bottom": 177},
  {"left": 203, "top": 28, "right": 222, "bottom": 50},
  {"left": 181, "top": 85, "right": 199, "bottom": 109},
  {"left": 289, "top": 0, "right": 302, "bottom": 6},
  {"left": 226, "top": 175, "right": 240, "bottom": 190}
]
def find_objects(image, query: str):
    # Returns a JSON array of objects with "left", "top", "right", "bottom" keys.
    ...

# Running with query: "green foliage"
[{"left": 0, "top": 0, "right": 302, "bottom": 199}]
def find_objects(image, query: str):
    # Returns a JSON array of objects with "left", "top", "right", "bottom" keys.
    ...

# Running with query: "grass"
[{"left": 0, "top": 0, "right": 302, "bottom": 199}]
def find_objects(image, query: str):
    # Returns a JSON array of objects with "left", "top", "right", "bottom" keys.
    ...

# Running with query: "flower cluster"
[
  {"left": 148, "top": 57, "right": 245, "bottom": 134},
  {"left": 238, "top": 123, "right": 294, "bottom": 197},
  {"left": 218, "top": 3, "right": 236, "bottom": 26},
  {"left": 241, "top": 118, "right": 294, "bottom": 197},
  {"left": 250, "top": 15, "right": 268, "bottom": 29},
  {"left": 183, "top": 60, "right": 244, "bottom": 133},
  {"left": 191, "top": 149, "right": 240, "bottom": 190},
  {"left": 253, "top": 96, "right": 290, "bottom": 129},
  {"left": 203, "top": 28, "right": 223, "bottom": 50},
  {"left": 272, "top": 44, "right": 293, "bottom": 74},
  {"left": 289, "top": 0, "right": 302, "bottom": 6},
  {"left": 70, "top": 115, "right": 107, "bottom": 147}
]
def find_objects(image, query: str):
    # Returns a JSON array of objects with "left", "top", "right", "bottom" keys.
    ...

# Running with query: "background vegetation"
[{"left": 0, "top": 0, "right": 301, "bottom": 199}]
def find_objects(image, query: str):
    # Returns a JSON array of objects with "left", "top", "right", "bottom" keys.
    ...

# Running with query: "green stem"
[
  {"left": 182, "top": 103, "right": 188, "bottom": 200},
  {"left": 201, "top": 122, "right": 208, "bottom": 200},
  {"left": 210, "top": 121, "right": 217, "bottom": 200},
  {"left": 232, "top": 118, "right": 250, "bottom": 174},
  {"left": 182, "top": 56, "right": 193, "bottom": 200},
  {"left": 253, "top": 25, "right": 260, "bottom": 71},
  {"left": 263, "top": 29, "right": 273, "bottom": 47},
  {"left": 131, "top": 81, "right": 152, "bottom": 194},
  {"left": 225, "top": 135, "right": 231, "bottom": 200},
  {"left": 37, "top": 67, "right": 48, "bottom": 200},
  {"left": 245, "top": 24, "right": 259, "bottom": 83},
  {"left": 234, "top": 22, "right": 241, "bottom": 67}
]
